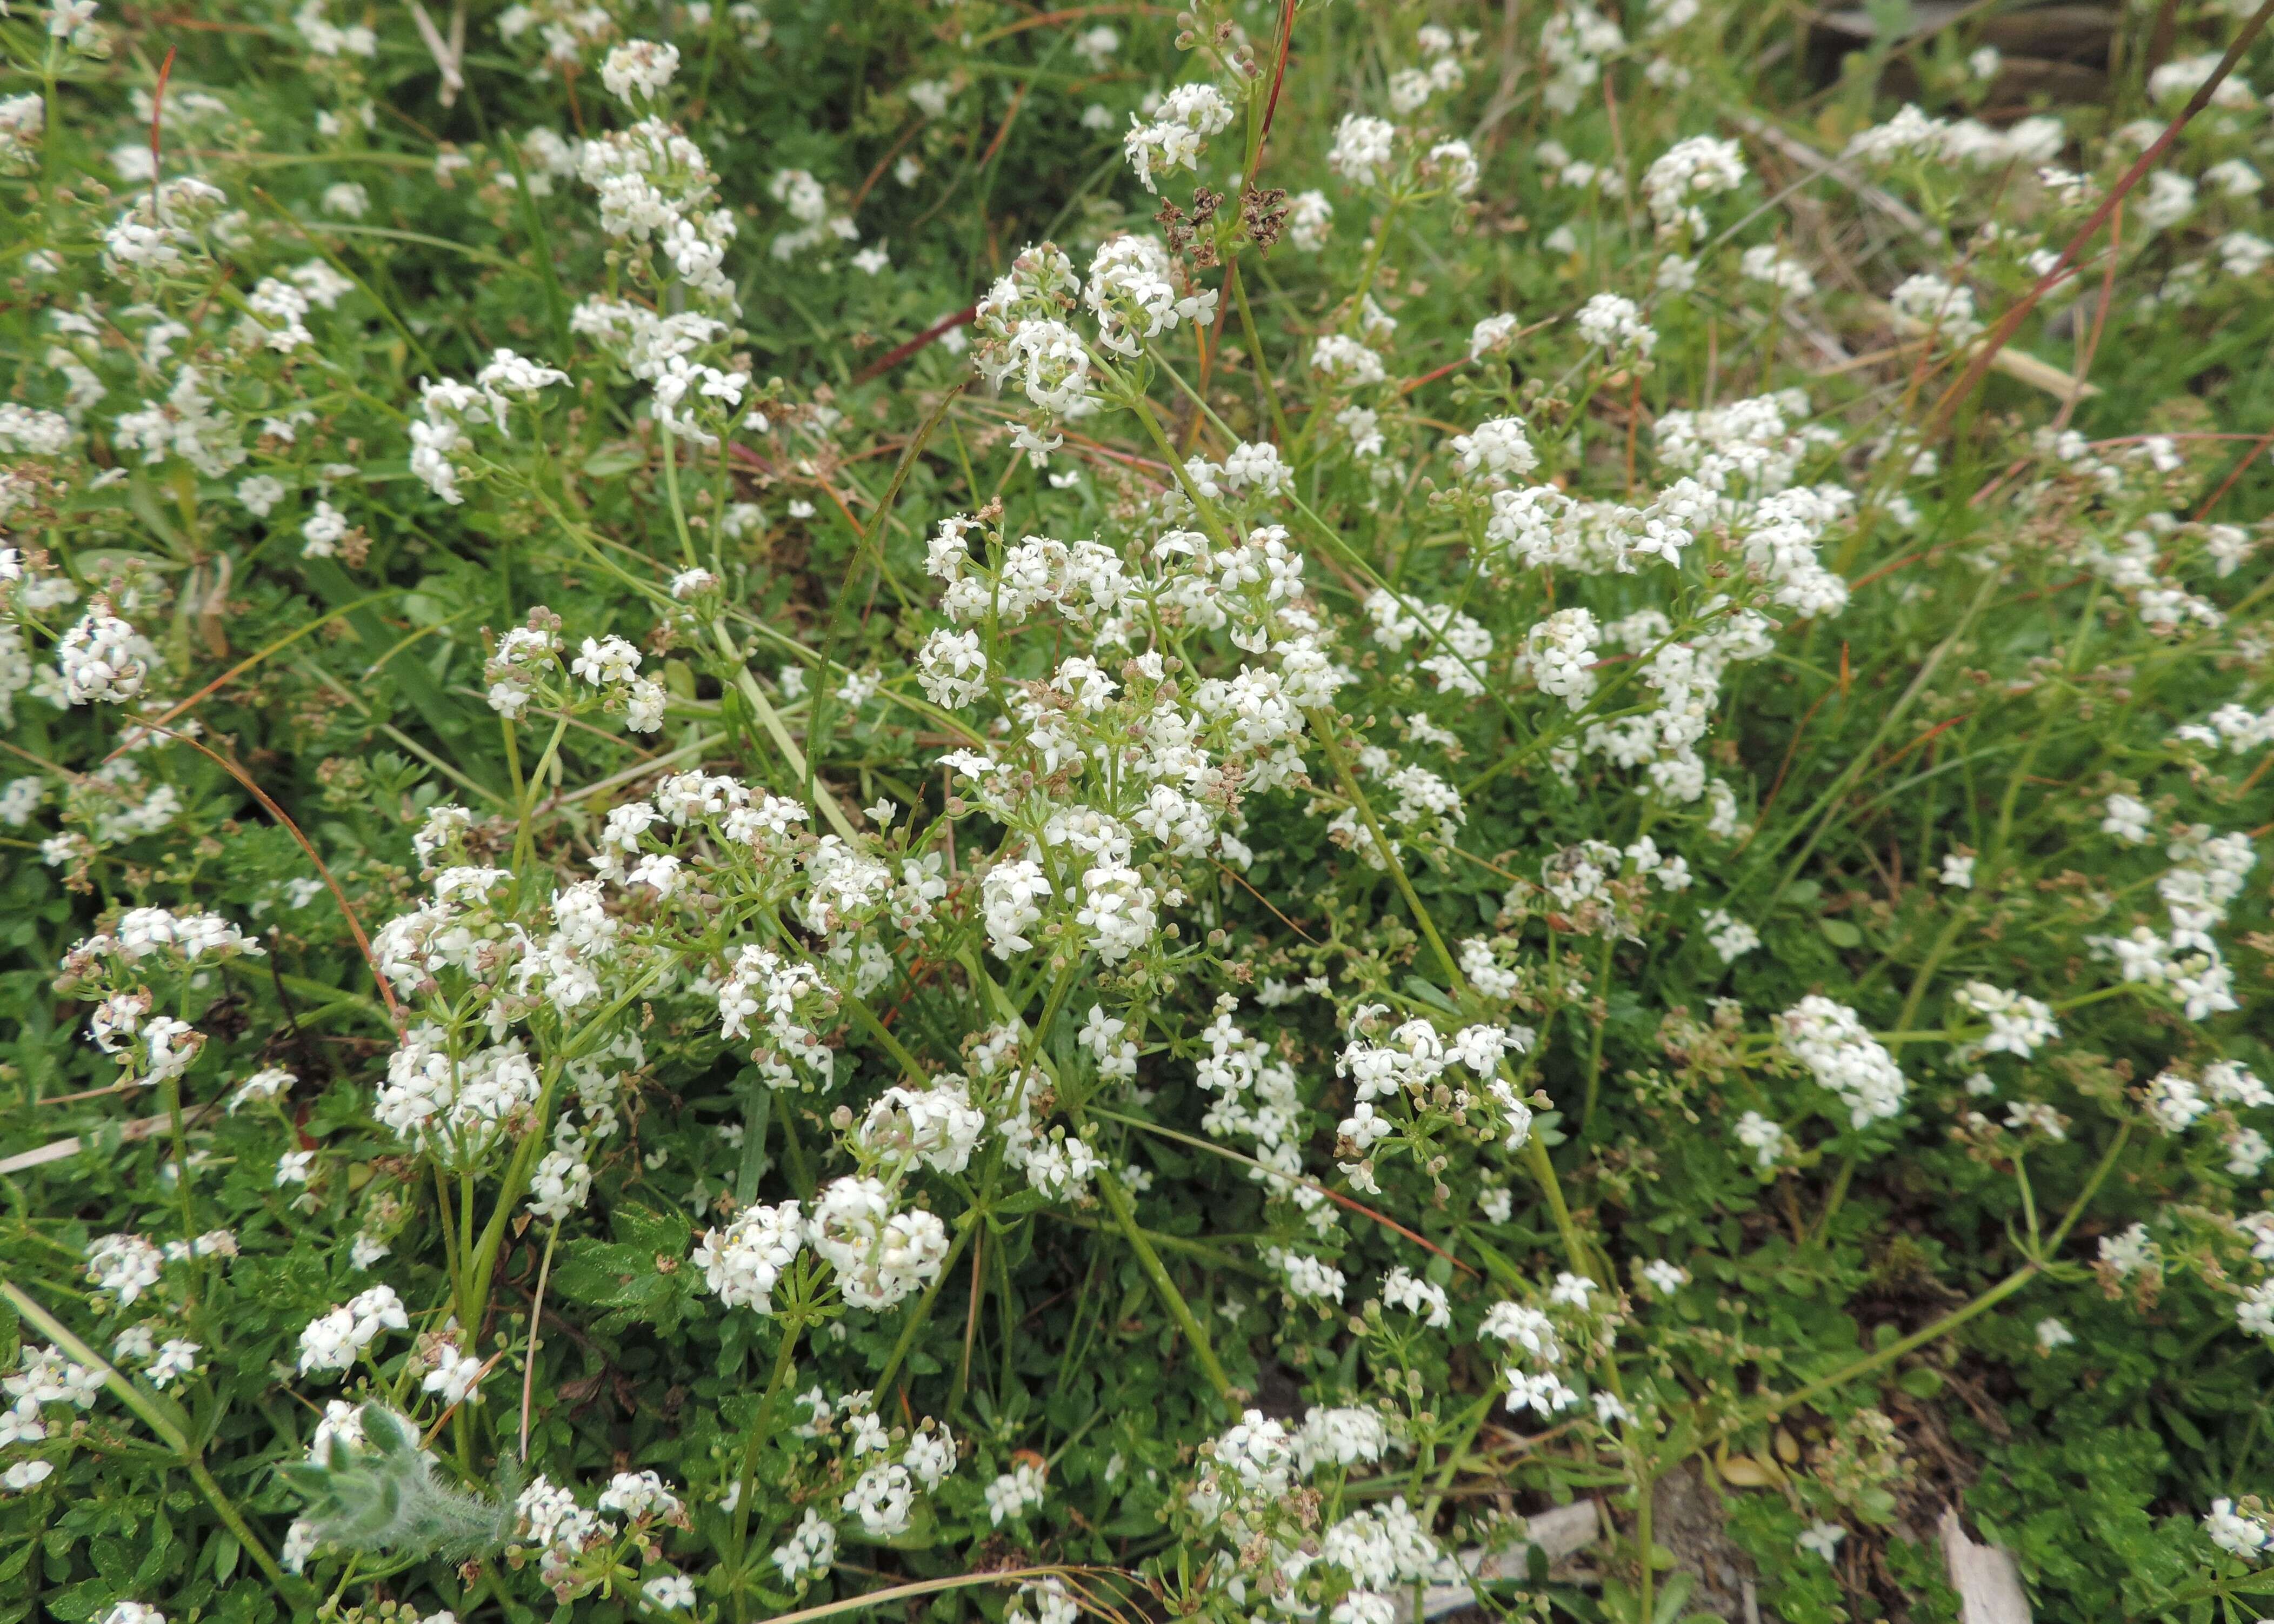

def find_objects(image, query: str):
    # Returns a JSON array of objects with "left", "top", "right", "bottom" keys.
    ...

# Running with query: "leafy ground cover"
[{"left": 3, "top": 2, "right": 2274, "bottom": 1622}]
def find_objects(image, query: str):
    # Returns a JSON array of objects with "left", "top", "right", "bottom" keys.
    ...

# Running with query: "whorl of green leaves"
[{"left": 277, "top": 1404, "right": 519, "bottom": 1561}]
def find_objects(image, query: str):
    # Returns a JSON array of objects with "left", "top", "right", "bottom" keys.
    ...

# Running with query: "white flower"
[
  {"left": 148, "top": 1338, "right": 200, "bottom": 1387},
  {"left": 1798, "top": 1521, "right": 1846, "bottom": 1562},
  {"left": 1267, "top": 1247, "right": 1348, "bottom": 1304},
  {"left": 1287, "top": 190, "right": 1334, "bottom": 251},
  {"left": 1575, "top": 293, "right": 1655, "bottom": 355},
  {"left": 1702, "top": 909, "right": 1759, "bottom": 963},
  {"left": 296, "top": 1284, "right": 409, "bottom": 1375},
  {"left": 982, "top": 857, "right": 1052, "bottom": 955},
  {"left": 916, "top": 628, "right": 988, "bottom": 709},
  {"left": 772, "top": 1507, "right": 838, "bottom": 1583},
  {"left": 2145, "top": 1070, "right": 2211, "bottom": 1133},
  {"left": 2102, "top": 793, "right": 2153, "bottom": 845},
  {"left": 2100, "top": 1222, "right": 2158, "bottom": 1279},
  {"left": 1328, "top": 115, "right": 1398, "bottom": 188},
  {"left": 692, "top": 1200, "right": 805, "bottom": 1312},
  {"left": 1735, "top": 1111, "right": 1786, "bottom": 1168},
  {"left": 421, "top": 1340, "right": 488, "bottom": 1406},
  {"left": 1642, "top": 135, "right": 1745, "bottom": 234},
  {"left": 643, "top": 1573, "right": 696, "bottom": 1610},
  {"left": 985, "top": 1462, "right": 1046, "bottom": 1525},
  {"left": 599, "top": 1469, "right": 684, "bottom": 1520},
  {"left": 1381, "top": 1266, "right": 1451, "bottom": 1327},
  {"left": 1775, "top": 996, "right": 1906, "bottom": 1126},
  {"left": 858, "top": 1079, "right": 985, "bottom": 1174},
  {"left": 599, "top": 39, "right": 679, "bottom": 104},
  {"left": 809, "top": 1177, "right": 950, "bottom": 1310},
  {"left": 842, "top": 1460, "right": 916, "bottom": 1536},
  {"left": 2034, "top": 1318, "right": 2074, "bottom": 1352},
  {"left": 1548, "top": 1272, "right": 1596, "bottom": 1307},
  {"left": 2206, "top": 1498, "right": 2274, "bottom": 1560},
  {"left": 85, "top": 1233, "right": 164, "bottom": 1303},
  {"left": 1450, "top": 416, "right": 1537, "bottom": 481},
  {"left": 1312, "top": 334, "right": 1388, "bottom": 386},
  {"left": 1952, "top": 982, "right": 2058, "bottom": 1059},
  {"left": 56, "top": 606, "right": 153, "bottom": 704},
  {"left": 1889, "top": 275, "right": 1981, "bottom": 343},
  {"left": 1122, "top": 83, "right": 1235, "bottom": 192},
  {"left": 2, "top": 1460, "right": 55, "bottom": 1493},
  {"left": 228, "top": 1066, "right": 297, "bottom": 1113}
]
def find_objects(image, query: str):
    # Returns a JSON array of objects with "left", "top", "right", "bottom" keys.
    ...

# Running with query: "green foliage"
[{"left": 2, "top": 2, "right": 2273, "bottom": 1623}]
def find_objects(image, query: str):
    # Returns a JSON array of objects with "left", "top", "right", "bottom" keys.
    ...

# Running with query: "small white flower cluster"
[
  {"left": 1088, "top": 232, "right": 1218, "bottom": 357},
  {"left": 692, "top": 1199, "right": 805, "bottom": 1311},
  {"left": 717, "top": 943, "right": 840, "bottom": 1084},
  {"left": 408, "top": 350, "right": 568, "bottom": 506},
  {"left": 1123, "top": 82, "right": 1236, "bottom": 193},
  {"left": 1775, "top": 995, "right": 1907, "bottom": 1127},
  {"left": 829, "top": 1391, "right": 957, "bottom": 1537},
  {"left": 0, "top": 92, "right": 45, "bottom": 176},
  {"left": 857, "top": 1077, "right": 985, "bottom": 1174},
  {"left": 296, "top": 1284, "right": 410, "bottom": 1376},
  {"left": 1388, "top": 23, "right": 1469, "bottom": 114},
  {"left": 1530, "top": 838, "right": 1691, "bottom": 937},
  {"left": 4, "top": 1339, "right": 106, "bottom": 1488},
  {"left": 1540, "top": 2, "right": 1625, "bottom": 114},
  {"left": 808, "top": 1175, "right": 951, "bottom": 1311},
  {"left": 1845, "top": 103, "right": 2065, "bottom": 172},
  {"left": 2205, "top": 1496, "right": 2274, "bottom": 1561},
  {"left": 1181, "top": 1405, "right": 1448, "bottom": 1622},
  {"left": 2144, "top": 1061, "right": 2271, "bottom": 1178},
  {"left": 1951, "top": 982, "right": 2060, "bottom": 1060},
  {"left": 567, "top": 634, "right": 667, "bottom": 732},
  {"left": 598, "top": 39, "right": 678, "bottom": 105},
  {"left": 771, "top": 1506, "right": 838, "bottom": 1585},
  {"left": 1479, "top": 1297, "right": 1579, "bottom": 1416},
  {"left": 2090, "top": 824, "right": 2255, "bottom": 1020},
  {"left": 1703, "top": 908, "right": 1761, "bottom": 963},
  {"left": 1642, "top": 135, "right": 1745, "bottom": 240},
  {"left": 55, "top": 602, "right": 156, "bottom": 704},
  {"left": 1888, "top": 274, "right": 1983, "bottom": 345},
  {"left": 1326, "top": 115, "right": 1399, "bottom": 190},
  {"left": 574, "top": 84, "right": 741, "bottom": 306},
  {"left": 514, "top": 1472, "right": 617, "bottom": 1581},
  {"left": 768, "top": 168, "right": 858, "bottom": 261},
  {"left": 367, "top": 1011, "right": 544, "bottom": 1155}
]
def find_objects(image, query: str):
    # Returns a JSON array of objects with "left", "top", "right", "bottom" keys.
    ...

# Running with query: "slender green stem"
[
  {"left": 1228, "top": 260, "right": 1293, "bottom": 446},
  {"left": 1085, "top": 1161, "right": 1233, "bottom": 1401},
  {"left": 731, "top": 1316, "right": 805, "bottom": 1591},
  {"left": 869, "top": 1219, "right": 974, "bottom": 1399},
  {"left": 518, "top": 1221, "right": 562, "bottom": 1461},
  {"left": 708, "top": 616, "right": 861, "bottom": 841},
  {"left": 1579, "top": 931, "right": 1618, "bottom": 1131},
  {"left": 1308, "top": 708, "right": 1462, "bottom": 987}
]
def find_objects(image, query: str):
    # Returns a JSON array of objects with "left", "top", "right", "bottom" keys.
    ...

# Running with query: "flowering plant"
[{"left": 4, "top": 2, "right": 2274, "bottom": 1623}]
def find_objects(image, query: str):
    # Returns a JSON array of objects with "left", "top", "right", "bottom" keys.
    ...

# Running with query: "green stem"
[
  {"left": 1228, "top": 259, "right": 1293, "bottom": 446},
  {"left": 869, "top": 1218, "right": 975, "bottom": 1399},
  {"left": 708, "top": 616, "right": 861, "bottom": 841},
  {"left": 731, "top": 1316, "right": 805, "bottom": 1588},
  {"left": 1579, "top": 930, "right": 1618, "bottom": 1132},
  {"left": 1308, "top": 708, "right": 1462, "bottom": 987},
  {"left": 511, "top": 713, "right": 571, "bottom": 877},
  {"left": 1086, "top": 1161, "right": 1233, "bottom": 1402}
]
